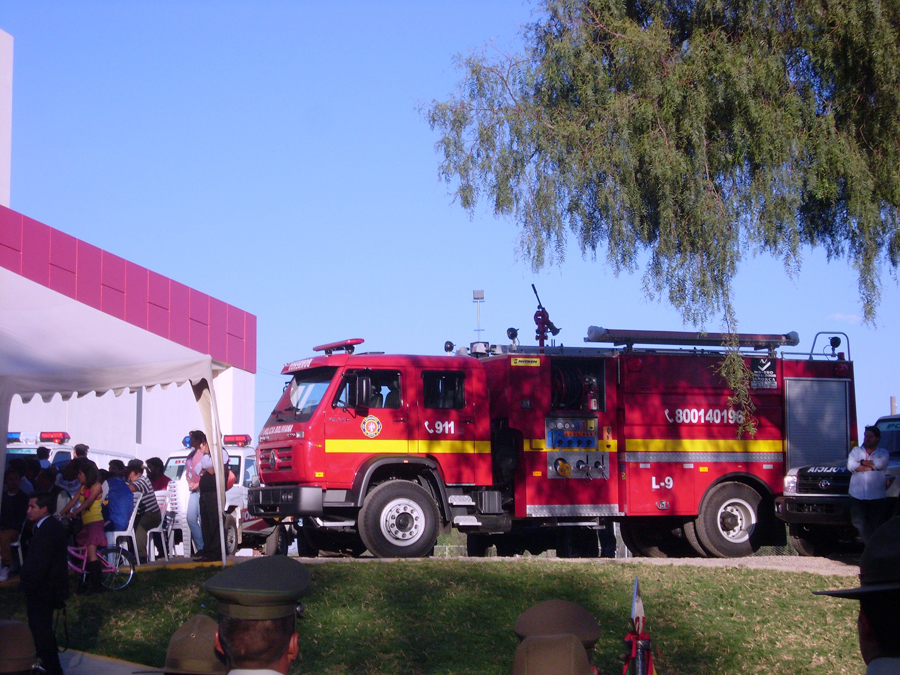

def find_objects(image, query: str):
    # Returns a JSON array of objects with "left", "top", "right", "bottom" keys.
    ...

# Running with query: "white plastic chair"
[
  {"left": 164, "top": 480, "right": 196, "bottom": 557},
  {"left": 146, "top": 492, "right": 169, "bottom": 562},
  {"left": 109, "top": 492, "right": 141, "bottom": 564}
]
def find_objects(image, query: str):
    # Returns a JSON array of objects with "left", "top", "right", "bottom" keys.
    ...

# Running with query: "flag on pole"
[{"left": 623, "top": 578, "right": 658, "bottom": 675}]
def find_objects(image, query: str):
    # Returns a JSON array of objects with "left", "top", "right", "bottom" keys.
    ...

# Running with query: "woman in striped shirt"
[{"left": 126, "top": 459, "right": 161, "bottom": 564}]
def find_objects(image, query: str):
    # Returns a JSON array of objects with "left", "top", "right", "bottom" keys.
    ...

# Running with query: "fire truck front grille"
[
  {"left": 797, "top": 475, "right": 850, "bottom": 495},
  {"left": 259, "top": 448, "right": 293, "bottom": 471}
]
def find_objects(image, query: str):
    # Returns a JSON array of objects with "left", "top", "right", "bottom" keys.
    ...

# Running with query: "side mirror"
[
  {"left": 342, "top": 373, "right": 372, "bottom": 409},
  {"left": 355, "top": 375, "right": 372, "bottom": 410}
]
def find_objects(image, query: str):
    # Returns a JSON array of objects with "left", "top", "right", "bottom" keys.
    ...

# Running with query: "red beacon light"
[
  {"left": 39, "top": 431, "right": 71, "bottom": 444},
  {"left": 223, "top": 434, "right": 253, "bottom": 447},
  {"left": 312, "top": 338, "right": 364, "bottom": 356}
]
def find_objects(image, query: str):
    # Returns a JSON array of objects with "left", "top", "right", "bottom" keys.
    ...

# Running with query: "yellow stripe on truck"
[
  {"left": 324, "top": 439, "right": 491, "bottom": 454},
  {"left": 625, "top": 438, "right": 784, "bottom": 454},
  {"left": 325, "top": 439, "right": 409, "bottom": 454},
  {"left": 417, "top": 440, "right": 491, "bottom": 454}
]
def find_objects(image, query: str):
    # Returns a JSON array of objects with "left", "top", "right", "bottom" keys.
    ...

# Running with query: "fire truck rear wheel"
[
  {"left": 358, "top": 480, "right": 440, "bottom": 558},
  {"left": 696, "top": 482, "right": 762, "bottom": 558},
  {"left": 682, "top": 519, "right": 711, "bottom": 558}
]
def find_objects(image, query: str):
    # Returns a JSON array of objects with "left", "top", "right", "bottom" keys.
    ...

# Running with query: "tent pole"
[
  {"left": 0, "top": 389, "right": 11, "bottom": 523},
  {"left": 192, "top": 367, "right": 227, "bottom": 567}
]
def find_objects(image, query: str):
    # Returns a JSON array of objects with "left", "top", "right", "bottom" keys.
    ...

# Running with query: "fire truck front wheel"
[
  {"left": 696, "top": 482, "right": 762, "bottom": 557},
  {"left": 358, "top": 480, "right": 440, "bottom": 558}
]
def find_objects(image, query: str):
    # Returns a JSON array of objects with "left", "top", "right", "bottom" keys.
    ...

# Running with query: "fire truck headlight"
[{"left": 783, "top": 475, "right": 798, "bottom": 494}]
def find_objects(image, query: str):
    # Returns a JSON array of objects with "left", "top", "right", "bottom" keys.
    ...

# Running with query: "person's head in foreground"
[{"left": 816, "top": 516, "right": 900, "bottom": 668}]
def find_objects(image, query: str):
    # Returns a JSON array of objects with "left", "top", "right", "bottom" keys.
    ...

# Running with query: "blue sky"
[{"left": 2, "top": 1, "right": 897, "bottom": 434}]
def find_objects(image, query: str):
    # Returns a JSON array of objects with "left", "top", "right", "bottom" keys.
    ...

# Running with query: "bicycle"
[{"left": 67, "top": 544, "right": 136, "bottom": 591}]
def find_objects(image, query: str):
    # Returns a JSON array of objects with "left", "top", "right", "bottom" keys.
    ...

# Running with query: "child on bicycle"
[{"left": 58, "top": 458, "right": 106, "bottom": 594}]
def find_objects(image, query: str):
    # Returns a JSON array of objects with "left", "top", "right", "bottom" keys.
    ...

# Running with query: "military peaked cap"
[
  {"left": 816, "top": 516, "right": 900, "bottom": 598},
  {"left": 204, "top": 556, "right": 311, "bottom": 620}
]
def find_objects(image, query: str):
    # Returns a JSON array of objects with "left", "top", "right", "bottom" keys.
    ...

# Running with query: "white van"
[
  {"left": 6, "top": 431, "right": 134, "bottom": 470},
  {"left": 163, "top": 435, "right": 285, "bottom": 555}
]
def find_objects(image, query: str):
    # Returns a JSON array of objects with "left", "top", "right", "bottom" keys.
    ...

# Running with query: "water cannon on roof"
[{"left": 532, "top": 285, "right": 560, "bottom": 347}]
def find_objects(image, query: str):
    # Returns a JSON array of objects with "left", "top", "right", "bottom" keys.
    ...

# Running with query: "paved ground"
[{"left": 60, "top": 650, "right": 150, "bottom": 675}]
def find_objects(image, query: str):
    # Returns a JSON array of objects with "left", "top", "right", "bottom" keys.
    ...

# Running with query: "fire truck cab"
[{"left": 249, "top": 326, "right": 857, "bottom": 559}]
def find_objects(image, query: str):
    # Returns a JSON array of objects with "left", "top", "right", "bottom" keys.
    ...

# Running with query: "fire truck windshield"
[{"left": 271, "top": 367, "right": 338, "bottom": 424}]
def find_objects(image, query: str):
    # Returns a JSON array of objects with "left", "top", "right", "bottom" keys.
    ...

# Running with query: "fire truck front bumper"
[
  {"left": 248, "top": 486, "right": 323, "bottom": 518},
  {"left": 774, "top": 495, "right": 850, "bottom": 526}
]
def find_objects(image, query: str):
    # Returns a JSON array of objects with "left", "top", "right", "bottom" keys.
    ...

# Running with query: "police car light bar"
[
  {"left": 39, "top": 432, "right": 71, "bottom": 444},
  {"left": 223, "top": 434, "right": 252, "bottom": 447},
  {"left": 7, "top": 432, "right": 21, "bottom": 443}
]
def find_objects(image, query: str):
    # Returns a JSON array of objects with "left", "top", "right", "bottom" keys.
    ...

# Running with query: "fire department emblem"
[{"left": 361, "top": 415, "right": 383, "bottom": 439}]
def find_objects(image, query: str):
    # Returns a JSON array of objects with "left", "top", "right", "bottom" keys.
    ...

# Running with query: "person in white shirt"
[{"left": 848, "top": 425, "right": 889, "bottom": 543}]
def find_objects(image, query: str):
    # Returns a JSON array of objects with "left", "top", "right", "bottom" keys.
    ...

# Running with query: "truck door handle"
[
  {"left": 394, "top": 416, "right": 407, "bottom": 423},
  {"left": 461, "top": 419, "right": 474, "bottom": 424}
]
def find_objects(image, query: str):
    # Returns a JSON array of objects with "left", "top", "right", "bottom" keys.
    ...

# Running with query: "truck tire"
[
  {"left": 265, "top": 524, "right": 290, "bottom": 556},
  {"left": 294, "top": 528, "right": 320, "bottom": 558},
  {"left": 696, "top": 482, "right": 762, "bottom": 558},
  {"left": 788, "top": 524, "right": 836, "bottom": 557},
  {"left": 682, "top": 519, "right": 710, "bottom": 557},
  {"left": 224, "top": 515, "right": 238, "bottom": 556},
  {"left": 358, "top": 480, "right": 440, "bottom": 558}
]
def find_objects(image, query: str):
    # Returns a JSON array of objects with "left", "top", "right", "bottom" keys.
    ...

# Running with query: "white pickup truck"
[{"left": 163, "top": 434, "right": 290, "bottom": 555}]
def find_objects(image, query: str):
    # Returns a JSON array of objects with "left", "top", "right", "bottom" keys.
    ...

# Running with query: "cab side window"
[
  {"left": 423, "top": 371, "right": 465, "bottom": 409},
  {"left": 333, "top": 370, "right": 402, "bottom": 409}
]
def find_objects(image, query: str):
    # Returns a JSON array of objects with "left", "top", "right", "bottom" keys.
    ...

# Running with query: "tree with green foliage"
[{"left": 426, "top": 0, "right": 900, "bottom": 329}]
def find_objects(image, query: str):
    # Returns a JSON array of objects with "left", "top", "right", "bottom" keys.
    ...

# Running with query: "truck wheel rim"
[
  {"left": 717, "top": 498, "right": 756, "bottom": 543},
  {"left": 380, "top": 498, "right": 424, "bottom": 547}
]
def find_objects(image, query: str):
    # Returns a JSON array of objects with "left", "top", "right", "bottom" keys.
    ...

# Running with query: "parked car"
[
  {"left": 776, "top": 414, "right": 900, "bottom": 555},
  {"left": 163, "top": 434, "right": 288, "bottom": 555},
  {"left": 6, "top": 431, "right": 133, "bottom": 470}
]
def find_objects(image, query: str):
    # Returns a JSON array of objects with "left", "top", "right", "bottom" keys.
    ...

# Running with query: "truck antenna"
[{"left": 532, "top": 285, "right": 560, "bottom": 347}]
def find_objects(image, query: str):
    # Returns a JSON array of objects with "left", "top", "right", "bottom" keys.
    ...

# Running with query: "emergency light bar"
[
  {"left": 313, "top": 338, "right": 364, "bottom": 356},
  {"left": 224, "top": 434, "right": 252, "bottom": 447},
  {"left": 585, "top": 326, "right": 800, "bottom": 350},
  {"left": 40, "top": 431, "right": 71, "bottom": 444}
]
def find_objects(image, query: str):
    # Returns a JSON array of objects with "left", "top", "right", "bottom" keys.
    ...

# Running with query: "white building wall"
[
  {"left": 0, "top": 29, "right": 12, "bottom": 208},
  {"left": 9, "top": 366, "right": 255, "bottom": 461}
]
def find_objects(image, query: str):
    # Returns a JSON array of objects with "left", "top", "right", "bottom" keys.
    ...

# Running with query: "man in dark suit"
[{"left": 20, "top": 491, "right": 69, "bottom": 675}]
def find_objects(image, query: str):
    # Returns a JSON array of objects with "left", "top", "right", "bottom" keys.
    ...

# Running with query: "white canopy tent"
[{"left": 0, "top": 266, "right": 230, "bottom": 565}]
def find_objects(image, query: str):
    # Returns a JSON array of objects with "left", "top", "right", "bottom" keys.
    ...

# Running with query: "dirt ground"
[
  {"left": 305, "top": 553, "right": 862, "bottom": 576},
  {"left": 604, "top": 553, "right": 861, "bottom": 576}
]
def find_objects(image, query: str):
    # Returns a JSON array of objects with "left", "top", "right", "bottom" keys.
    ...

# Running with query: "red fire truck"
[{"left": 249, "top": 314, "right": 856, "bottom": 559}]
